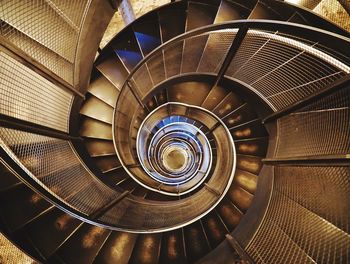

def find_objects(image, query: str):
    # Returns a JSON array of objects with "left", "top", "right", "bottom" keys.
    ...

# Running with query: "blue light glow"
[
  {"left": 134, "top": 32, "right": 161, "bottom": 55},
  {"left": 115, "top": 50, "right": 142, "bottom": 69}
]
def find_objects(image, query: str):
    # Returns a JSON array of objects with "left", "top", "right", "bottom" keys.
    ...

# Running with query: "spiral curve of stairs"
[{"left": 0, "top": 0, "right": 349, "bottom": 263}]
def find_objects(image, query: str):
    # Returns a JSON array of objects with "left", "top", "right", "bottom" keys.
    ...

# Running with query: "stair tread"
[
  {"left": 201, "top": 211, "right": 227, "bottom": 248},
  {"left": 111, "top": 29, "right": 144, "bottom": 72},
  {"left": 167, "top": 81, "right": 212, "bottom": 106},
  {"left": 80, "top": 96, "right": 114, "bottom": 124},
  {"left": 94, "top": 231, "right": 138, "bottom": 264},
  {"left": 217, "top": 198, "right": 243, "bottom": 230},
  {"left": 80, "top": 117, "right": 113, "bottom": 140},
  {"left": 52, "top": 223, "right": 111, "bottom": 264},
  {"left": 214, "top": 0, "right": 246, "bottom": 23},
  {"left": 222, "top": 103, "right": 256, "bottom": 128},
  {"left": 184, "top": 221, "right": 211, "bottom": 262},
  {"left": 93, "top": 156, "right": 122, "bottom": 173},
  {"left": 236, "top": 154, "right": 263, "bottom": 175},
  {"left": 248, "top": 1, "right": 283, "bottom": 20},
  {"left": 23, "top": 208, "right": 83, "bottom": 258},
  {"left": 234, "top": 169, "right": 258, "bottom": 194},
  {"left": 230, "top": 118, "right": 267, "bottom": 140},
  {"left": 133, "top": 13, "right": 162, "bottom": 56},
  {"left": 88, "top": 75, "right": 120, "bottom": 107},
  {"left": 129, "top": 233, "right": 162, "bottom": 264},
  {"left": 227, "top": 183, "right": 254, "bottom": 212},
  {"left": 235, "top": 137, "right": 268, "bottom": 157},
  {"left": 159, "top": 229, "right": 186, "bottom": 264},
  {"left": 213, "top": 93, "right": 244, "bottom": 119},
  {"left": 158, "top": 3, "right": 187, "bottom": 42},
  {"left": 97, "top": 55, "right": 129, "bottom": 90},
  {"left": 85, "top": 139, "right": 116, "bottom": 157},
  {"left": 0, "top": 183, "right": 51, "bottom": 232},
  {"left": 186, "top": 2, "right": 218, "bottom": 31}
]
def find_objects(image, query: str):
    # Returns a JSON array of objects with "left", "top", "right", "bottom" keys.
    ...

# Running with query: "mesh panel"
[
  {"left": 133, "top": 30, "right": 239, "bottom": 99},
  {"left": 275, "top": 166, "right": 350, "bottom": 233},
  {"left": 298, "top": 86, "right": 350, "bottom": 111},
  {"left": 0, "top": 0, "right": 91, "bottom": 84},
  {"left": 197, "top": 30, "right": 237, "bottom": 74},
  {"left": 1, "top": 0, "right": 77, "bottom": 62},
  {"left": 46, "top": 0, "right": 89, "bottom": 28},
  {"left": 181, "top": 34, "right": 208, "bottom": 74},
  {"left": 132, "top": 65, "right": 154, "bottom": 99},
  {"left": 99, "top": 189, "right": 217, "bottom": 230},
  {"left": 146, "top": 52, "right": 166, "bottom": 86},
  {"left": 275, "top": 83, "right": 350, "bottom": 158},
  {"left": 275, "top": 108, "right": 350, "bottom": 158},
  {"left": 0, "top": 233, "right": 36, "bottom": 264},
  {"left": 226, "top": 29, "right": 349, "bottom": 110},
  {"left": 247, "top": 217, "right": 315, "bottom": 264},
  {"left": 0, "top": 51, "right": 72, "bottom": 132},
  {"left": 313, "top": 0, "right": 350, "bottom": 31},
  {"left": 1, "top": 21, "right": 74, "bottom": 83},
  {"left": 286, "top": 0, "right": 350, "bottom": 32},
  {"left": 0, "top": 128, "right": 115, "bottom": 215},
  {"left": 246, "top": 166, "right": 350, "bottom": 264},
  {"left": 164, "top": 40, "right": 183, "bottom": 78}
]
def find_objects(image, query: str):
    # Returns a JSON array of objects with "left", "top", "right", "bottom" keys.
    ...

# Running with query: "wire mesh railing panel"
[
  {"left": 97, "top": 198, "right": 130, "bottom": 226},
  {"left": 275, "top": 83, "right": 350, "bottom": 158},
  {"left": 275, "top": 166, "right": 350, "bottom": 234},
  {"left": 275, "top": 108, "right": 350, "bottom": 158},
  {"left": 197, "top": 30, "right": 237, "bottom": 74},
  {"left": 285, "top": 0, "right": 350, "bottom": 32},
  {"left": 226, "top": 29, "right": 349, "bottom": 110},
  {"left": 66, "top": 178, "right": 118, "bottom": 215},
  {"left": 0, "top": 0, "right": 91, "bottom": 84},
  {"left": 227, "top": 32, "right": 303, "bottom": 85},
  {"left": 163, "top": 40, "right": 184, "bottom": 79},
  {"left": 298, "top": 85, "right": 350, "bottom": 112},
  {"left": 0, "top": 233, "right": 36, "bottom": 264},
  {"left": 246, "top": 216, "right": 315, "bottom": 264},
  {"left": 1, "top": 21, "right": 74, "bottom": 84},
  {"left": 0, "top": 51, "right": 72, "bottom": 132},
  {"left": 99, "top": 189, "right": 218, "bottom": 231},
  {"left": 0, "top": 128, "right": 115, "bottom": 215},
  {"left": 0, "top": 0, "right": 77, "bottom": 62},
  {"left": 181, "top": 34, "right": 209, "bottom": 74},
  {"left": 46, "top": 0, "right": 89, "bottom": 28},
  {"left": 146, "top": 52, "right": 166, "bottom": 86},
  {"left": 246, "top": 166, "right": 350, "bottom": 264},
  {"left": 266, "top": 71, "right": 344, "bottom": 110}
]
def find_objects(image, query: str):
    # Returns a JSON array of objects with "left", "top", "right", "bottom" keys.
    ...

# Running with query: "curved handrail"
[
  {"left": 3, "top": 19, "right": 349, "bottom": 233},
  {"left": 117, "top": 20, "right": 350, "bottom": 82}
]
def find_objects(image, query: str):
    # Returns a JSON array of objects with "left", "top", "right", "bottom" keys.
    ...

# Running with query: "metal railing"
[
  {"left": 0, "top": 0, "right": 92, "bottom": 87},
  {"left": 0, "top": 18, "right": 349, "bottom": 239}
]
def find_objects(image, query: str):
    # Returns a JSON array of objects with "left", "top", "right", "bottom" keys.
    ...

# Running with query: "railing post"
[
  {"left": 213, "top": 25, "right": 249, "bottom": 88},
  {"left": 225, "top": 234, "right": 254, "bottom": 264}
]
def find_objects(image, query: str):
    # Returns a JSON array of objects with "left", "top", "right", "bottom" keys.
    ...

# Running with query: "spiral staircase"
[{"left": 0, "top": 0, "right": 349, "bottom": 263}]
